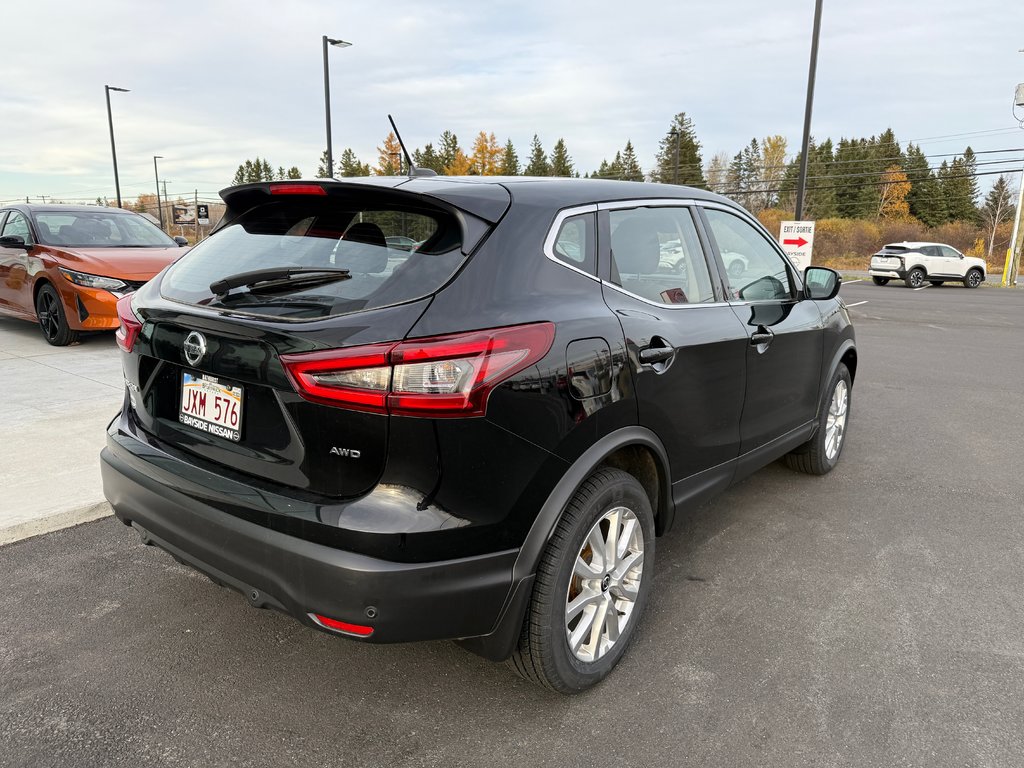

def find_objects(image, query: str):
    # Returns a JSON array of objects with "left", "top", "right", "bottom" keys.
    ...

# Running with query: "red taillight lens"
[
  {"left": 280, "top": 322, "right": 555, "bottom": 417},
  {"left": 311, "top": 614, "right": 374, "bottom": 637},
  {"left": 114, "top": 294, "right": 142, "bottom": 352},
  {"left": 268, "top": 183, "right": 327, "bottom": 196}
]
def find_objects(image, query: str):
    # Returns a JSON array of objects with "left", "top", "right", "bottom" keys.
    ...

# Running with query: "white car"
[{"left": 869, "top": 242, "right": 986, "bottom": 289}]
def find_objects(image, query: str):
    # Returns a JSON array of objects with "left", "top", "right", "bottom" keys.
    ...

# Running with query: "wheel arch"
[{"left": 513, "top": 426, "right": 672, "bottom": 585}]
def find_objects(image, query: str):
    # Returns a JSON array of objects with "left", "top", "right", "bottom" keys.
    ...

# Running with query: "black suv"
[{"left": 101, "top": 177, "right": 856, "bottom": 693}]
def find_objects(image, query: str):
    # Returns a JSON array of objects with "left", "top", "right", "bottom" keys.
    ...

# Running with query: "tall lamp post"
[
  {"left": 794, "top": 0, "right": 824, "bottom": 220},
  {"left": 668, "top": 128, "right": 681, "bottom": 185},
  {"left": 104, "top": 85, "right": 130, "bottom": 207},
  {"left": 153, "top": 156, "right": 164, "bottom": 229},
  {"left": 322, "top": 35, "right": 352, "bottom": 179}
]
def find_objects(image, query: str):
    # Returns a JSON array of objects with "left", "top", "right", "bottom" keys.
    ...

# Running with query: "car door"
[
  {"left": 937, "top": 245, "right": 966, "bottom": 277},
  {"left": 699, "top": 204, "right": 825, "bottom": 457},
  {"left": 0, "top": 211, "right": 35, "bottom": 314},
  {"left": 599, "top": 202, "right": 748, "bottom": 503}
]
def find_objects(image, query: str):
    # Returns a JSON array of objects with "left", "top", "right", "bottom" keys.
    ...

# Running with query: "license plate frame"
[{"left": 179, "top": 372, "right": 244, "bottom": 442}]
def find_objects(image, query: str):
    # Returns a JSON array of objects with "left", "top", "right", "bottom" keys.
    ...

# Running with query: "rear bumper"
[
  {"left": 868, "top": 268, "right": 904, "bottom": 279},
  {"left": 100, "top": 418, "right": 526, "bottom": 649}
]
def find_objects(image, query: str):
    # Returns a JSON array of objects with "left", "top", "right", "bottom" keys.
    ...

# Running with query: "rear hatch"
[
  {"left": 871, "top": 244, "right": 909, "bottom": 268},
  {"left": 123, "top": 180, "right": 509, "bottom": 498}
]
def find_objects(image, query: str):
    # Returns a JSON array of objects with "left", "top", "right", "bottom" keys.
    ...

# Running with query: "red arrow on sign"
[{"left": 783, "top": 237, "right": 808, "bottom": 248}]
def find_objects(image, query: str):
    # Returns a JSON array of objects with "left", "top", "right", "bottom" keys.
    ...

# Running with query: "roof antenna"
[{"left": 388, "top": 114, "right": 436, "bottom": 178}]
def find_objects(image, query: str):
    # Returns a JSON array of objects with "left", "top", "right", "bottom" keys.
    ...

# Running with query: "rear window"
[{"left": 160, "top": 198, "right": 465, "bottom": 319}]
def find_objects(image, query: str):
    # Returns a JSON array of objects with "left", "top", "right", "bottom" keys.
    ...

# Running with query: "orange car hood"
[{"left": 50, "top": 246, "right": 186, "bottom": 280}]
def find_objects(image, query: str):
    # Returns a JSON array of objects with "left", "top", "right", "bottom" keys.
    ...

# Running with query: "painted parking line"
[
  {"left": 843, "top": 278, "right": 863, "bottom": 284},
  {"left": 913, "top": 284, "right": 929, "bottom": 291},
  {"left": 845, "top": 300, "right": 869, "bottom": 308}
]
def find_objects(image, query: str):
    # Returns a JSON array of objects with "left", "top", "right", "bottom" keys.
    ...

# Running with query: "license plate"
[{"left": 179, "top": 372, "right": 243, "bottom": 442}]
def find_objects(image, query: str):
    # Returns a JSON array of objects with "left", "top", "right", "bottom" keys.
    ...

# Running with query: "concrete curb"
[{"left": 0, "top": 501, "right": 113, "bottom": 547}]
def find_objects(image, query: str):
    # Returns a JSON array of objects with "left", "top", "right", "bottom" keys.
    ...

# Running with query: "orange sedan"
[{"left": 0, "top": 204, "right": 187, "bottom": 345}]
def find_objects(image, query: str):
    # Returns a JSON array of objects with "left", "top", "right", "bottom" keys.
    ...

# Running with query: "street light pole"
[
  {"left": 672, "top": 129, "right": 681, "bottom": 185},
  {"left": 794, "top": 0, "right": 824, "bottom": 220},
  {"left": 153, "top": 156, "right": 164, "bottom": 230},
  {"left": 322, "top": 36, "right": 352, "bottom": 179},
  {"left": 104, "top": 85, "right": 130, "bottom": 207}
]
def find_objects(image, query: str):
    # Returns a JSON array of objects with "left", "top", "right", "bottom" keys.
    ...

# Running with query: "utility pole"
[
  {"left": 161, "top": 180, "right": 170, "bottom": 227},
  {"left": 794, "top": 0, "right": 824, "bottom": 220},
  {"left": 669, "top": 128, "right": 681, "bottom": 185},
  {"left": 1003, "top": 79, "right": 1024, "bottom": 287},
  {"left": 153, "top": 156, "right": 165, "bottom": 230}
]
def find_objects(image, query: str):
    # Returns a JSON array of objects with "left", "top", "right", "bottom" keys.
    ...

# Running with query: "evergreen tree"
[
  {"left": 438, "top": 131, "right": 460, "bottom": 172},
  {"left": 652, "top": 112, "right": 704, "bottom": 186},
  {"left": 904, "top": 143, "right": 945, "bottom": 225},
  {"left": 524, "top": 135, "right": 550, "bottom": 176},
  {"left": 619, "top": 141, "right": 643, "bottom": 182},
  {"left": 338, "top": 148, "right": 369, "bottom": 177},
  {"left": 500, "top": 139, "right": 520, "bottom": 175},
  {"left": 413, "top": 143, "right": 444, "bottom": 173},
  {"left": 550, "top": 138, "right": 574, "bottom": 177},
  {"left": 286, "top": 166, "right": 302, "bottom": 179},
  {"left": 316, "top": 150, "right": 330, "bottom": 179},
  {"left": 833, "top": 138, "right": 877, "bottom": 218},
  {"left": 941, "top": 148, "right": 980, "bottom": 223}
]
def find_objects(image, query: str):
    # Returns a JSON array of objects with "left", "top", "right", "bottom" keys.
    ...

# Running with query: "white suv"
[{"left": 869, "top": 242, "right": 986, "bottom": 289}]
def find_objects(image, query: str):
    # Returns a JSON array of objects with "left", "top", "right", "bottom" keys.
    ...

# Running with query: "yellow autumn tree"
[
  {"left": 878, "top": 165, "right": 911, "bottom": 220},
  {"left": 470, "top": 131, "right": 502, "bottom": 176},
  {"left": 445, "top": 149, "right": 473, "bottom": 176},
  {"left": 375, "top": 132, "right": 403, "bottom": 175}
]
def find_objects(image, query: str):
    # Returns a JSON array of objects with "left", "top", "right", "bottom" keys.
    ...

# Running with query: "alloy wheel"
[
  {"left": 565, "top": 506, "right": 645, "bottom": 663},
  {"left": 37, "top": 292, "right": 61, "bottom": 342},
  {"left": 825, "top": 379, "right": 849, "bottom": 461}
]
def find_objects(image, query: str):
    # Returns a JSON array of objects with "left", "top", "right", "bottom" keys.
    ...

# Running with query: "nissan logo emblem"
[{"left": 183, "top": 331, "right": 207, "bottom": 367}]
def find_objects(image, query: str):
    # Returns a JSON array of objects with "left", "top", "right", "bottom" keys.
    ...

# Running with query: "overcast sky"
[{"left": 2, "top": 0, "right": 1022, "bottom": 204}]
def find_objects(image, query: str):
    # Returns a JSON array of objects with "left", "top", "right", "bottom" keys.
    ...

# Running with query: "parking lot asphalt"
[
  {"left": 0, "top": 318, "right": 120, "bottom": 543},
  {"left": 2, "top": 282, "right": 1023, "bottom": 767}
]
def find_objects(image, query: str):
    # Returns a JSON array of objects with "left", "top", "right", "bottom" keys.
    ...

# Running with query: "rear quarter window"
[{"left": 160, "top": 198, "right": 465, "bottom": 320}]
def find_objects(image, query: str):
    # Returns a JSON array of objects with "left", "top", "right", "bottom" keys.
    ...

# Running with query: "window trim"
[{"left": 542, "top": 204, "right": 600, "bottom": 281}]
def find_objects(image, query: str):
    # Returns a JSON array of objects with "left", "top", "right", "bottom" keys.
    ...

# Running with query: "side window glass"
[
  {"left": 2, "top": 212, "right": 31, "bottom": 243},
  {"left": 608, "top": 207, "right": 716, "bottom": 304},
  {"left": 703, "top": 208, "right": 794, "bottom": 301},
  {"left": 921, "top": 246, "right": 940, "bottom": 258},
  {"left": 939, "top": 245, "right": 960, "bottom": 259},
  {"left": 551, "top": 213, "right": 596, "bottom": 275}
]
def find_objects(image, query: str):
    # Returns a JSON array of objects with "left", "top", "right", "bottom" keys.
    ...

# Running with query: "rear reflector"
[
  {"left": 311, "top": 614, "right": 374, "bottom": 637},
  {"left": 114, "top": 294, "right": 142, "bottom": 352},
  {"left": 280, "top": 322, "right": 555, "bottom": 417},
  {"left": 269, "top": 183, "right": 327, "bottom": 196}
]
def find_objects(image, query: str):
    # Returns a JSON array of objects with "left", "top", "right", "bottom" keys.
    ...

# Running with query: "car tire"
[
  {"left": 963, "top": 269, "right": 983, "bottom": 289},
  {"left": 871, "top": 276, "right": 889, "bottom": 286},
  {"left": 930, "top": 281, "right": 943, "bottom": 287},
  {"left": 785, "top": 363, "right": 851, "bottom": 476},
  {"left": 508, "top": 467, "right": 655, "bottom": 693},
  {"left": 904, "top": 268, "right": 925, "bottom": 288},
  {"left": 35, "top": 284, "right": 78, "bottom": 346}
]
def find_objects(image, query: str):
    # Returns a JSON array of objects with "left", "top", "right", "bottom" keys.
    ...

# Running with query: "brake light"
[
  {"left": 280, "top": 322, "right": 555, "bottom": 417},
  {"left": 269, "top": 183, "right": 327, "bottom": 196},
  {"left": 114, "top": 294, "right": 142, "bottom": 352}
]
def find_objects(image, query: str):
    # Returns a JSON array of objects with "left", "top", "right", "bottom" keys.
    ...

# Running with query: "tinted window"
[
  {"left": 35, "top": 211, "right": 175, "bottom": 247},
  {"left": 551, "top": 213, "right": 596, "bottom": 275},
  {"left": 161, "top": 198, "right": 463, "bottom": 320},
  {"left": 607, "top": 207, "right": 716, "bottom": 305},
  {"left": 919, "top": 246, "right": 941, "bottom": 258},
  {"left": 703, "top": 208, "right": 795, "bottom": 301},
  {"left": 2, "top": 212, "right": 32, "bottom": 243},
  {"left": 938, "top": 246, "right": 961, "bottom": 259}
]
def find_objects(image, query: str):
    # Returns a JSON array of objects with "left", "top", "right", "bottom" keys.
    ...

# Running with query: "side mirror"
[
  {"left": 804, "top": 266, "right": 841, "bottom": 300},
  {"left": 173, "top": 236, "right": 189, "bottom": 247},
  {"left": 0, "top": 234, "right": 29, "bottom": 249}
]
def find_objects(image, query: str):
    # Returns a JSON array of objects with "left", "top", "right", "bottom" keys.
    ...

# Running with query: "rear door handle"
[
  {"left": 639, "top": 346, "right": 675, "bottom": 364},
  {"left": 749, "top": 328, "right": 774, "bottom": 346}
]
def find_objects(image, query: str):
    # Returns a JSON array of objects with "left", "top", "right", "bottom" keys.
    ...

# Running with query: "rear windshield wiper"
[{"left": 209, "top": 267, "right": 350, "bottom": 296}]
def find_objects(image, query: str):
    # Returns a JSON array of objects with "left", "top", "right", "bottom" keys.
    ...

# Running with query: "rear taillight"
[
  {"left": 280, "top": 322, "right": 555, "bottom": 417},
  {"left": 115, "top": 294, "right": 142, "bottom": 352}
]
